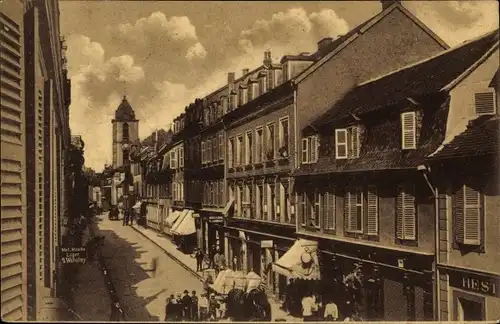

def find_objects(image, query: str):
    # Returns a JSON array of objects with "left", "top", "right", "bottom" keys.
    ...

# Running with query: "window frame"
[
  {"left": 335, "top": 128, "right": 348, "bottom": 159},
  {"left": 255, "top": 126, "right": 264, "bottom": 163},
  {"left": 278, "top": 116, "right": 289, "bottom": 153},
  {"left": 228, "top": 137, "right": 235, "bottom": 168},
  {"left": 453, "top": 183, "right": 483, "bottom": 247},
  {"left": 245, "top": 131, "right": 253, "bottom": 165},
  {"left": 178, "top": 147, "right": 184, "bottom": 168},
  {"left": 266, "top": 122, "right": 276, "bottom": 160},
  {"left": 236, "top": 134, "right": 244, "bottom": 166}
]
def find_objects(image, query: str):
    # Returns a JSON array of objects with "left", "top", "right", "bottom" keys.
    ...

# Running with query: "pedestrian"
[
  {"left": 198, "top": 293, "right": 209, "bottom": 321},
  {"left": 302, "top": 293, "right": 317, "bottom": 322},
  {"left": 181, "top": 289, "right": 192, "bottom": 320},
  {"left": 209, "top": 245, "right": 216, "bottom": 269},
  {"left": 190, "top": 290, "right": 199, "bottom": 321},
  {"left": 122, "top": 208, "right": 128, "bottom": 226},
  {"left": 209, "top": 293, "right": 219, "bottom": 320},
  {"left": 324, "top": 299, "right": 339, "bottom": 321},
  {"left": 195, "top": 249, "right": 204, "bottom": 272},
  {"left": 174, "top": 292, "right": 183, "bottom": 321},
  {"left": 164, "top": 296, "right": 173, "bottom": 321},
  {"left": 213, "top": 249, "right": 221, "bottom": 274}
]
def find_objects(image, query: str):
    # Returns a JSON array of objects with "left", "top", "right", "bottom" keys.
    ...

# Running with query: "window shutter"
[
  {"left": 310, "top": 136, "right": 317, "bottom": 163},
  {"left": 202, "top": 141, "right": 206, "bottom": 163},
  {"left": 463, "top": 185, "right": 481, "bottom": 245},
  {"left": 351, "top": 126, "right": 359, "bottom": 158},
  {"left": 323, "top": 191, "right": 335, "bottom": 230},
  {"left": 344, "top": 191, "right": 351, "bottom": 231},
  {"left": 399, "top": 186, "right": 416, "bottom": 240},
  {"left": 401, "top": 112, "right": 416, "bottom": 149},
  {"left": 367, "top": 186, "right": 378, "bottom": 235},
  {"left": 396, "top": 187, "right": 404, "bottom": 240},
  {"left": 302, "top": 138, "right": 309, "bottom": 163},
  {"left": 474, "top": 92, "right": 496, "bottom": 115},
  {"left": 335, "top": 129, "right": 348, "bottom": 159}
]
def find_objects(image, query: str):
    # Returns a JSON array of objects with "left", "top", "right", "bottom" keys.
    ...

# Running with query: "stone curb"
[{"left": 130, "top": 225, "right": 205, "bottom": 283}]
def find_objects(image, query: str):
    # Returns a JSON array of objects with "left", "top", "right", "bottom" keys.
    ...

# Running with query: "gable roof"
[
  {"left": 114, "top": 96, "right": 137, "bottom": 121},
  {"left": 292, "top": 1, "right": 449, "bottom": 84},
  {"left": 428, "top": 115, "right": 499, "bottom": 160},
  {"left": 311, "top": 29, "right": 499, "bottom": 129}
]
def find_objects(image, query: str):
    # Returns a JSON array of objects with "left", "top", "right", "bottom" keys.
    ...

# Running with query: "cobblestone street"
[{"left": 96, "top": 215, "right": 204, "bottom": 321}]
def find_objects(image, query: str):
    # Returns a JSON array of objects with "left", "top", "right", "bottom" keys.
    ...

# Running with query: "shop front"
[
  {"left": 441, "top": 266, "right": 500, "bottom": 321},
  {"left": 171, "top": 209, "right": 197, "bottom": 253},
  {"left": 314, "top": 239, "right": 434, "bottom": 321}
]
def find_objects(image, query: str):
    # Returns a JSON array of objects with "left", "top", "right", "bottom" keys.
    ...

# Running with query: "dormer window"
[
  {"left": 229, "top": 93, "right": 237, "bottom": 111},
  {"left": 267, "top": 69, "right": 275, "bottom": 90},
  {"left": 401, "top": 112, "right": 416, "bottom": 150},
  {"left": 474, "top": 91, "right": 496, "bottom": 115},
  {"left": 239, "top": 87, "right": 248, "bottom": 106},
  {"left": 302, "top": 135, "right": 318, "bottom": 164},
  {"left": 335, "top": 126, "right": 360, "bottom": 159},
  {"left": 259, "top": 76, "right": 267, "bottom": 95}
]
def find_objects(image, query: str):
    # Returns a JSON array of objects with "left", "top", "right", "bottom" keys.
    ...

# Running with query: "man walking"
[
  {"left": 195, "top": 249, "right": 204, "bottom": 272},
  {"left": 182, "top": 289, "right": 192, "bottom": 320},
  {"left": 190, "top": 290, "right": 199, "bottom": 321}
]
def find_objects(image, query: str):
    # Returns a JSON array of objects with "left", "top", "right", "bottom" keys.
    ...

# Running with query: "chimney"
[
  {"left": 317, "top": 37, "right": 333, "bottom": 51},
  {"left": 228, "top": 72, "right": 235, "bottom": 92},
  {"left": 263, "top": 50, "right": 272, "bottom": 66},
  {"left": 242, "top": 68, "right": 249, "bottom": 76},
  {"left": 381, "top": 0, "right": 401, "bottom": 10}
]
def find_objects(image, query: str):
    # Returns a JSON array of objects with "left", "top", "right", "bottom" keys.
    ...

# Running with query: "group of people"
[
  {"left": 164, "top": 290, "right": 223, "bottom": 322},
  {"left": 195, "top": 246, "right": 226, "bottom": 274}
]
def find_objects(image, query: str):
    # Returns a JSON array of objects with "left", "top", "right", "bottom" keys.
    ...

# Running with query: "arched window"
[{"left": 122, "top": 123, "right": 129, "bottom": 141}]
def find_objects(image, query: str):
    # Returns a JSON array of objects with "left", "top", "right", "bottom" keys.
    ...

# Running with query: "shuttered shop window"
[
  {"left": 454, "top": 184, "right": 482, "bottom": 246},
  {"left": 396, "top": 186, "right": 416, "bottom": 240}
]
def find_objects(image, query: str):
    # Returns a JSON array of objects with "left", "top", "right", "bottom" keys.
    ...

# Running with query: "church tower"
[{"left": 112, "top": 96, "right": 139, "bottom": 168}]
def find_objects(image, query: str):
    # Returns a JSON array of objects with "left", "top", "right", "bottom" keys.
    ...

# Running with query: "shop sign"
[
  {"left": 449, "top": 271, "right": 500, "bottom": 297},
  {"left": 60, "top": 246, "right": 87, "bottom": 264},
  {"left": 261, "top": 240, "right": 273, "bottom": 248},
  {"left": 209, "top": 216, "right": 223, "bottom": 223}
]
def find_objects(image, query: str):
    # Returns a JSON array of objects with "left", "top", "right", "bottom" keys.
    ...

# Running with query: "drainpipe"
[
  {"left": 417, "top": 164, "right": 439, "bottom": 320},
  {"left": 293, "top": 86, "right": 299, "bottom": 234}
]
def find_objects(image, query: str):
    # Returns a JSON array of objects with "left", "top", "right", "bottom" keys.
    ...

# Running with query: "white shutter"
[
  {"left": 302, "top": 138, "right": 309, "bottom": 163},
  {"left": 310, "top": 136, "right": 317, "bottom": 163},
  {"left": 367, "top": 186, "right": 378, "bottom": 235},
  {"left": 335, "top": 129, "right": 348, "bottom": 159},
  {"left": 401, "top": 186, "right": 416, "bottom": 240},
  {"left": 463, "top": 185, "right": 481, "bottom": 245},
  {"left": 401, "top": 112, "right": 416, "bottom": 149},
  {"left": 474, "top": 92, "right": 496, "bottom": 115}
]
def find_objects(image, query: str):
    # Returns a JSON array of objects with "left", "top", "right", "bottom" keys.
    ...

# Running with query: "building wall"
[
  {"left": 112, "top": 120, "right": 139, "bottom": 167},
  {"left": 295, "top": 6, "right": 446, "bottom": 151},
  {"left": 0, "top": 0, "right": 27, "bottom": 320}
]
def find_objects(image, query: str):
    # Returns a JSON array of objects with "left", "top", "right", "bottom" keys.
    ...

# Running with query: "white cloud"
[{"left": 185, "top": 42, "right": 207, "bottom": 60}]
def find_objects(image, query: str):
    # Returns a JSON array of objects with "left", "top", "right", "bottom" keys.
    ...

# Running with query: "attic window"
[
  {"left": 401, "top": 112, "right": 416, "bottom": 150},
  {"left": 474, "top": 91, "right": 496, "bottom": 115}
]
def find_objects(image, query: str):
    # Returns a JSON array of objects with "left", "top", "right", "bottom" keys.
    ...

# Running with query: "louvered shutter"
[
  {"left": 398, "top": 186, "right": 416, "bottom": 240},
  {"left": 401, "top": 112, "right": 416, "bottom": 149},
  {"left": 310, "top": 136, "right": 317, "bottom": 162},
  {"left": 335, "top": 129, "right": 348, "bottom": 159},
  {"left": 474, "top": 92, "right": 496, "bottom": 115},
  {"left": 463, "top": 185, "right": 481, "bottom": 245},
  {"left": 302, "top": 138, "right": 309, "bottom": 163},
  {"left": 344, "top": 191, "right": 351, "bottom": 231},
  {"left": 322, "top": 191, "right": 328, "bottom": 229},
  {"left": 351, "top": 126, "right": 359, "bottom": 158},
  {"left": 396, "top": 187, "right": 404, "bottom": 239},
  {"left": 351, "top": 190, "right": 361, "bottom": 232},
  {"left": 367, "top": 187, "right": 378, "bottom": 235},
  {"left": 323, "top": 191, "right": 335, "bottom": 230}
]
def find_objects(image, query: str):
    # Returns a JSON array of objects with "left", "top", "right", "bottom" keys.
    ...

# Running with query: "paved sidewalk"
[{"left": 131, "top": 224, "right": 300, "bottom": 322}]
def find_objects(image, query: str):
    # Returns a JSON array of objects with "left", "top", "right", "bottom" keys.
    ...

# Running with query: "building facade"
[{"left": 1, "top": 0, "right": 72, "bottom": 320}]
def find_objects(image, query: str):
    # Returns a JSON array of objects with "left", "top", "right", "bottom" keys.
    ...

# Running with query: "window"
[
  {"left": 228, "top": 137, "right": 235, "bottom": 168},
  {"left": 278, "top": 117, "right": 289, "bottom": 157},
  {"left": 236, "top": 184, "right": 242, "bottom": 217},
  {"left": 236, "top": 135, "right": 244, "bottom": 166},
  {"left": 208, "top": 138, "right": 212, "bottom": 162},
  {"left": 179, "top": 147, "right": 184, "bottom": 168},
  {"left": 122, "top": 123, "right": 129, "bottom": 141},
  {"left": 396, "top": 185, "right": 416, "bottom": 240},
  {"left": 454, "top": 184, "right": 482, "bottom": 246},
  {"left": 243, "top": 184, "right": 251, "bottom": 218},
  {"left": 270, "top": 182, "right": 276, "bottom": 221},
  {"left": 222, "top": 97, "right": 228, "bottom": 114},
  {"left": 245, "top": 131, "right": 253, "bottom": 165},
  {"left": 474, "top": 91, "right": 496, "bottom": 115},
  {"left": 256, "top": 183, "right": 264, "bottom": 219},
  {"left": 266, "top": 123, "right": 275, "bottom": 160},
  {"left": 310, "top": 190, "right": 320, "bottom": 228},
  {"left": 401, "top": 112, "right": 416, "bottom": 150},
  {"left": 259, "top": 76, "right": 267, "bottom": 94},
  {"left": 299, "top": 192, "right": 309, "bottom": 225},
  {"left": 279, "top": 181, "right": 291, "bottom": 224},
  {"left": 218, "top": 133, "right": 224, "bottom": 160},
  {"left": 345, "top": 188, "right": 363, "bottom": 233},
  {"left": 239, "top": 87, "right": 248, "bottom": 106},
  {"left": 170, "top": 150, "right": 177, "bottom": 169},
  {"left": 212, "top": 136, "right": 218, "bottom": 162},
  {"left": 335, "top": 126, "right": 359, "bottom": 159},
  {"left": 249, "top": 82, "right": 258, "bottom": 101},
  {"left": 267, "top": 69, "right": 275, "bottom": 90},
  {"left": 229, "top": 93, "right": 237, "bottom": 111},
  {"left": 335, "top": 129, "right": 347, "bottom": 159},
  {"left": 302, "top": 136, "right": 318, "bottom": 163},
  {"left": 201, "top": 140, "right": 206, "bottom": 164},
  {"left": 322, "top": 189, "right": 335, "bottom": 230},
  {"left": 255, "top": 127, "right": 264, "bottom": 163}
]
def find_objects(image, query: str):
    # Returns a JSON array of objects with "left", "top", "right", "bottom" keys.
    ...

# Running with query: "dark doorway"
[{"left": 458, "top": 297, "right": 484, "bottom": 321}]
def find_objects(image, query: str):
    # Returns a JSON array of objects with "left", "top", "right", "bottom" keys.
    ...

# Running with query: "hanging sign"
[
  {"left": 261, "top": 240, "right": 273, "bottom": 248},
  {"left": 60, "top": 246, "right": 87, "bottom": 264}
]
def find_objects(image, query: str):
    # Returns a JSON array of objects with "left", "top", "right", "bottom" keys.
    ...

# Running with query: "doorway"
[{"left": 458, "top": 297, "right": 484, "bottom": 321}]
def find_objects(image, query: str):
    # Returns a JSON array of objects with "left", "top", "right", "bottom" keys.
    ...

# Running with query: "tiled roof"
[
  {"left": 311, "top": 29, "right": 499, "bottom": 129},
  {"left": 428, "top": 116, "right": 499, "bottom": 160},
  {"left": 115, "top": 96, "right": 136, "bottom": 121},
  {"left": 294, "top": 97, "right": 450, "bottom": 176}
]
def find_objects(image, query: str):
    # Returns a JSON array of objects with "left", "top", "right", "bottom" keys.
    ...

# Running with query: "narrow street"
[{"left": 95, "top": 214, "right": 204, "bottom": 321}]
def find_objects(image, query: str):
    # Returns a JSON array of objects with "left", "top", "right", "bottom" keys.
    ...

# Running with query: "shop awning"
[
  {"left": 272, "top": 239, "right": 321, "bottom": 280},
  {"left": 210, "top": 269, "right": 233, "bottom": 294},
  {"left": 171, "top": 209, "right": 189, "bottom": 230},
  {"left": 165, "top": 210, "right": 182, "bottom": 228},
  {"left": 172, "top": 210, "right": 196, "bottom": 236}
]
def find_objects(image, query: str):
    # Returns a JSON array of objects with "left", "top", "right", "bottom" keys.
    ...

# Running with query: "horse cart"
[{"left": 208, "top": 269, "right": 272, "bottom": 321}]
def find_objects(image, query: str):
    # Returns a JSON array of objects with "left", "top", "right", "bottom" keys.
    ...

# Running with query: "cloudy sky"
[{"left": 60, "top": 0, "right": 499, "bottom": 171}]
